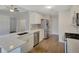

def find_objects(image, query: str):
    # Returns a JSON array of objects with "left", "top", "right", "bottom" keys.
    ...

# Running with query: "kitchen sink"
[{"left": 17, "top": 32, "right": 28, "bottom": 35}]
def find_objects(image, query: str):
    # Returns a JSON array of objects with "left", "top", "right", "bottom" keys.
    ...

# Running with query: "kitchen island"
[
  {"left": 0, "top": 33, "right": 25, "bottom": 53},
  {"left": 0, "top": 28, "right": 44, "bottom": 53}
]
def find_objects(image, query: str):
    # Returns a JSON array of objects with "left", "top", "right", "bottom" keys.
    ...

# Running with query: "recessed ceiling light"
[{"left": 45, "top": 6, "right": 52, "bottom": 9}]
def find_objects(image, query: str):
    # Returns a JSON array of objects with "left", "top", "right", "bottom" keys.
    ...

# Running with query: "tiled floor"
[{"left": 29, "top": 35, "right": 65, "bottom": 53}]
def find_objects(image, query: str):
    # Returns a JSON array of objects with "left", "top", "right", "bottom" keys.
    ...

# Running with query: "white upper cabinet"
[{"left": 29, "top": 12, "right": 42, "bottom": 24}]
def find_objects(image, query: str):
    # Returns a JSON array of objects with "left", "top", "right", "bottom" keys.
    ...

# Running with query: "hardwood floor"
[{"left": 29, "top": 35, "right": 65, "bottom": 53}]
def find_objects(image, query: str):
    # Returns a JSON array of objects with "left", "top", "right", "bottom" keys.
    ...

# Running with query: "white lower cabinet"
[
  {"left": 39, "top": 30, "right": 44, "bottom": 42},
  {"left": 18, "top": 34, "right": 34, "bottom": 53},
  {"left": 0, "top": 47, "right": 21, "bottom": 53},
  {"left": 10, "top": 48, "right": 21, "bottom": 53},
  {"left": 26, "top": 34, "right": 34, "bottom": 52}
]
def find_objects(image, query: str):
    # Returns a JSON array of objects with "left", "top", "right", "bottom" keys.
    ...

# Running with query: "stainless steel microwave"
[{"left": 76, "top": 13, "right": 79, "bottom": 26}]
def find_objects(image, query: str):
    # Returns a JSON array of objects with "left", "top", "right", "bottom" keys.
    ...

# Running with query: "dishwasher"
[
  {"left": 65, "top": 33, "right": 79, "bottom": 53},
  {"left": 34, "top": 31, "right": 39, "bottom": 47}
]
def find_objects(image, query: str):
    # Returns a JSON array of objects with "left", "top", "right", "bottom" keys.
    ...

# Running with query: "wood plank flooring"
[{"left": 29, "top": 35, "right": 65, "bottom": 53}]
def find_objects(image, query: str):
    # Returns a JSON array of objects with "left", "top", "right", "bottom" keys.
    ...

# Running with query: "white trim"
[
  {"left": 49, "top": 33, "right": 59, "bottom": 36},
  {"left": 59, "top": 40, "right": 64, "bottom": 43}
]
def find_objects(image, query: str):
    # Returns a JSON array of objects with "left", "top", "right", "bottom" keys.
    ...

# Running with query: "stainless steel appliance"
[
  {"left": 65, "top": 33, "right": 79, "bottom": 53},
  {"left": 34, "top": 31, "right": 39, "bottom": 47},
  {"left": 41, "top": 19, "right": 49, "bottom": 39},
  {"left": 73, "top": 13, "right": 79, "bottom": 26}
]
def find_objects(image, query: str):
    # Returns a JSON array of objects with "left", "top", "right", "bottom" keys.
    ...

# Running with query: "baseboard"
[
  {"left": 49, "top": 33, "right": 59, "bottom": 37},
  {"left": 49, "top": 33, "right": 59, "bottom": 35},
  {"left": 49, "top": 34, "right": 65, "bottom": 44},
  {"left": 59, "top": 40, "right": 64, "bottom": 43}
]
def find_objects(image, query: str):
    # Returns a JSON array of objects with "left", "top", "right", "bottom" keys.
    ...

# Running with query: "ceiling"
[
  {"left": 0, "top": 5, "right": 71, "bottom": 16},
  {"left": 18, "top": 5, "right": 71, "bottom": 15}
]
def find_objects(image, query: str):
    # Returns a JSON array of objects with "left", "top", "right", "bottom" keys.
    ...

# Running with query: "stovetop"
[{"left": 65, "top": 33, "right": 79, "bottom": 39}]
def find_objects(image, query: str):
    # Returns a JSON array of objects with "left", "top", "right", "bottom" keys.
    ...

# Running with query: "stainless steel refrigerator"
[{"left": 41, "top": 19, "right": 49, "bottom": 39}]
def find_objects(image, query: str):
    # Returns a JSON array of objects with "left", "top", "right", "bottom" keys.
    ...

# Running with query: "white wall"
[
  {"left": 16, "top": 12, "right": 29, "bottom": 32},
  {"left": 0, "top": 15, "right": 10, "bottom": 35},
  {"left": 58, "top": 6, "right": 79, "bottom": 42},
  {"left": 49, "top": 15, "right": 59, "bottom": 35},
  {"left": 59, "top": 11, "right": 71, "bottom": 42},
  {"left": 10, "top": 16, "right": 17, "bottom": 32},
  {"left": 17, "top": 18, "right": 26, "bottom": 32}
]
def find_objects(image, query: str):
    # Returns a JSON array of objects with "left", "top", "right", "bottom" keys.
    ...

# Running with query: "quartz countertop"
[
  {"left": 65, "top": 33, "right": 79, "bottom": 40},
  {"left": 0, "top": 34, "right": 25, "bottom": 52},
  {"left": 29, "top": 29, "right": 44, "bottom": 34},
  {"left": 0, "top": 29, "right": 43, "bottom": 52}
]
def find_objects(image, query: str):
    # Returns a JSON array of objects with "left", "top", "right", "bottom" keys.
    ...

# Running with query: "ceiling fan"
[{"left": 8, "top": 5, "right": 19, "bottom": 12}]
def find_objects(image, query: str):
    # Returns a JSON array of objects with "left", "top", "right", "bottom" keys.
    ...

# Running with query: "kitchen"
[
  {"left": 0, "top": 0, "right": 78, "bottom": 59},
  {"left": 1, "top": 5, "right": 79, "bottom": 53},
  {"left": 0, "top": 5, "right": 50, "bottom": 53}
]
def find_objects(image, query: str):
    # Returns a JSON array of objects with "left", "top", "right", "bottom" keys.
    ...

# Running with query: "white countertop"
[
  {"left": 0, "top": 29, "right": 44, "bottom": 52},
  {"left": 29, "top": 29, "right": 44, "bottom": 33},
  {"left": 0, "top": 34, "right": 25, "bottom": 52}
]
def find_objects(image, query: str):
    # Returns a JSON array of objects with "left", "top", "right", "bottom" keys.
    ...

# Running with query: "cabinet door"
[
  {"left": 39, "top": 30, "right": 44, "bottom": 42},
  {"left": 26, "top": 34, "right": 34, "bottom": 52},
  {"left": 10, "top": 48, "right": 21, "bottom": 53},
  {"left": 30, "top": 12, "right": 41, "bottom": 24},
  {"left": 18, "top": 34, "right": 29, "bottom": 53},
  {"left": 29, "top": 12, "right": 36, "bottom": 24},
  {"left": 19, "top": 34, "right": 34, "bottom": 53},
  {"left": 35, "top": 13, "right": 41, "bottom": 24},
  {"left": 18, "top": 34, "right": 28, "bottom": 41}
]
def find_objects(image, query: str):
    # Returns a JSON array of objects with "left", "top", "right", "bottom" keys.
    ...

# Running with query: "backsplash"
[{"left": 30, "top": 24, "right": 42, "bottom": 30}]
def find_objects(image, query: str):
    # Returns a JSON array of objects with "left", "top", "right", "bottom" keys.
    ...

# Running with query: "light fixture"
[
  {"left": 10, "top": 9, "right": 14, "bottom": 12},
  {"left": 45, "top": 6, "right": 52, "bottom": 9},
  {"left": 10, "top": 5, "right": 14, "bottom": 12}
]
